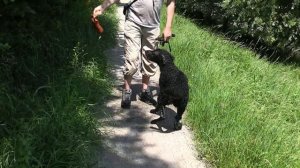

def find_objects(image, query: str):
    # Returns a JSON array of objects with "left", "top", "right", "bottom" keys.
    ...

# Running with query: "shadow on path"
[
  {"left": 96, "top": 88, "right": 180, "bottom": 168},
  {"left": 94, "top": 4, "right": 207, "bottom": 168}
]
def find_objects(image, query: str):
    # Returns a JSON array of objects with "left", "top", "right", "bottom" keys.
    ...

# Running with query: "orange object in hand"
[{"left": 91, "top": 17, "right": 104, "bottom": 33}]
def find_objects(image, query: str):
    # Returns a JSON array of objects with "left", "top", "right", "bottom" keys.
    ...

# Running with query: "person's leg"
[
  {"left": 142, "top": 75, "right": 150, "bottom": 90},
  {"left": 123, "top": 20, "right": 142, "bottom": 82},
  {"left": 139, "top": 26, "right": 160, "bottom": 105},
  {"left": 124, "top": 75, "right": 132, "bottom": 91},
  {"left": 122, "top": 20, "right": 142, "bottom": 108},
  {"left": 140, "top": 26, "right": 160, "bottom": 87}
]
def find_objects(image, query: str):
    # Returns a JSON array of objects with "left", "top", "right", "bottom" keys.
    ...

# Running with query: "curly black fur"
[{"left": 146, "top": 49, "right": 189, "bottom": 130}]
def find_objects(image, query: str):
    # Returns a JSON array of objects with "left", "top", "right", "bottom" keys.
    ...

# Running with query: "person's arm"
[
  {"left": 93, "top": 0, "right": 120, "bottom": 18},
  {"left": 163, "top": 0, "right": 175, "bottom": 41}
]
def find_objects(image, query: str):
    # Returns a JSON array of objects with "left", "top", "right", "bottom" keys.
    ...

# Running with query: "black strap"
[
  {"left": 156, "top": 34, "right": 176, "bottom": 52},
  {"left": 123, "top": 0, "right": 138, "bottom": 15}
]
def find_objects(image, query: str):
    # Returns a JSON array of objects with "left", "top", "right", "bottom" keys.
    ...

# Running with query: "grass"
[
  {"left": 0, "top": 0, "right": 118, "bottom": 167},
  {"left": 2, "top": 2, "right": 299, "bottom": 167},
  {"left": 160, "top": 9, "right": 300, "bottom": 168}
]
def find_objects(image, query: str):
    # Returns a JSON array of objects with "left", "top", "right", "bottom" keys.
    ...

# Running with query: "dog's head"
[{"left": 145, "top": 49, "right": 174, "bottom": 66}]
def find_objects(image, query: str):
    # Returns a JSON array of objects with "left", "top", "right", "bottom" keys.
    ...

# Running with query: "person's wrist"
[
  {"left": 164, "top": 27, "right": 172, "bottom": 33},
  {"left": 165, "top": 25, "right": 172, "bottom": 29},
  {"left": 165, "top": 27, "right": 172, "bottom": 33}
]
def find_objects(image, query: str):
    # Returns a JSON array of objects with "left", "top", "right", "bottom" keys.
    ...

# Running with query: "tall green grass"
[
  {"left": 161, "top": 9, "right": 300, "bottom": 168},
  {"left": 0, "top": 0, "right": 117, "bottom": 167}
]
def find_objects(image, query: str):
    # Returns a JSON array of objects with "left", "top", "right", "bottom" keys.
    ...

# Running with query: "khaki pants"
[{"left": 123, "top": 20, "right": 160, "bottom": 77}]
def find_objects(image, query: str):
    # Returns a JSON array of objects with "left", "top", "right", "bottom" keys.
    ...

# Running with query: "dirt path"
[{"left": 97, "top": 4, "right": 208, "bottom": 168}]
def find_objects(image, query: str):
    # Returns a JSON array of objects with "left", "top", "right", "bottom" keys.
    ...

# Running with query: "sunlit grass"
[{"left": 161, "top": 9, "right": 300, "bottom": 168}]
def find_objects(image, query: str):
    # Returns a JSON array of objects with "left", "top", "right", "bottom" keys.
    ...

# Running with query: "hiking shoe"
[
  {"left": 121, "top": 89, "right": 132, "bottom": 108},
  {"left": 139, "top": 89, "right": 157, "bottom": 105}
]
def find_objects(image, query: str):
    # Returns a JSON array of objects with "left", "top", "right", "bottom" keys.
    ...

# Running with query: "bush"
[
  {"left": 0, "top": 0, "right": 117, "bottom": 167},
  {"left": 176, "top": 0, "right": 300, "bottom": 61}
]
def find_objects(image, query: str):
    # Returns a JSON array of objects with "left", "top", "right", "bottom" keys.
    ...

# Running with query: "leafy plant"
[{"left": 176, "top": 0, "right": 300, "bottom": 61}]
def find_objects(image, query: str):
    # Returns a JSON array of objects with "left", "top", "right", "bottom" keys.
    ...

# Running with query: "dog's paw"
[
  {"left": 150, "top": 109, "right": 158, "bottom": 114},
  {"left": 150, "top": 107, "right": 165, "bottom": 118},
  {"left": 174, "top": 121, "right": 182, "bottom": 130},
  {"left": 150, "top": 117, "right": 165, "bottom": 124}
]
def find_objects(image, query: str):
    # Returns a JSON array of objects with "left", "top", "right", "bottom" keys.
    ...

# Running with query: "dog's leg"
[
  {"left": 150, "top": 94, "right": 166, "bottom": 124},
  {"left": 150, "top": 94, "right": 166, "bottom": 119},
  {"left": 150, "top": 94, "right": 162, "bottom": 113},
  {"left": 173, "top": 98, "right": 188, "bottom": 130}
]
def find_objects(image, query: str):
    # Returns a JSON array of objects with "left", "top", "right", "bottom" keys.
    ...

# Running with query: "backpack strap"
[{"left": 123, "top": 0, "right": 138, "bottom": 15}]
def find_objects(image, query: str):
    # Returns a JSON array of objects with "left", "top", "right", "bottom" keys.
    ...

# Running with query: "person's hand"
[
  {"left": 163, "top": 27, "right": 172, "bottom": 42},
  {"left": 93, "top": 5, "right": 104, "bottom": 18}
]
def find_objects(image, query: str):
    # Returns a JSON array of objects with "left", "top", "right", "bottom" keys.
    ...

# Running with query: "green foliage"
[
  {"left": 161, "top": 8, "right": 300, "bottom": 168},
  {"left": 0, "top": 0, "right": 117, "bottom": 167},
  {"left": 176, "top": 0, "right": 300, "bottom": 60}
]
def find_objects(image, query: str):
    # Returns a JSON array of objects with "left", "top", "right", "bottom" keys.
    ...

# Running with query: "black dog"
[{"left": 145, "top": 49, "right": 189, "bottom": 130}]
